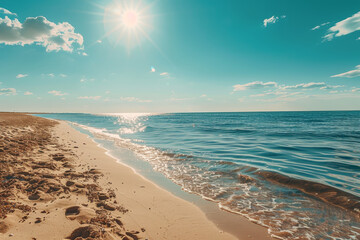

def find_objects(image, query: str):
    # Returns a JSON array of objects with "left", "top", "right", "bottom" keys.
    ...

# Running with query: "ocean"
[{"left": 35, "top": 111, "right": 360, "bottom": 239}]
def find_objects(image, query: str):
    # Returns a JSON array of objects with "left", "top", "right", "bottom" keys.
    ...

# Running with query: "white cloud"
[
  {"left": 78, "top": 96, "right": 101, "bottom": 100},
  {"left": 235, "top": 81, "right": 342, "bottom": 93},
  {"left": 0, "top": 15, "right": 84, "bottom": 52},
  {"left": 150, "top": 66, "right": 156, "bottom": 73},
  {"left": 311, "top": 22, "right": 330, "bottom": 31},
  {"left": 120, "top": 97, "right": 152, "bottom": 103},
  {"left": 323, "top": 11, "right": 360, "bottom": 41},
  {"left": 24, "top": 91, "right": 33, "bottom": 95},
  {"left": 280, "top": 82, "right": 343, "bottom": 90},
  {"left": 80, "top": 77, "right": 94, "bottom": 83},
  {"left": 200, "top": 94, "right": 207, "bottom": 98},
  {"left": 264, "top": 16, "right": 278, "bottom": 27},
  {"left": 48, "top": 90, "right": 67, "bottom": 96},
  {"left": 245, "top": 81, "right": 346, "bottom": 102},
  {"left": 0, "top": 88, "right": 16, "bottom": 95},
  {"left": 82, "top": 52, "right": 88, "bottom": 56},
  {"left": 281, "top": 82, "right": 327, "bottom": 89},
  {"left": 331, "top": 65, "right": 360, "bottom": 78},
  {"left": 59, "top": 74, "right": 67, "bottom": 78},
  {"left": 41, "top": 73, "right": 55, "bottom": 77},
  {"left": 0, "top": 7, "right": 16, "bottom": 16},
  {"left": 251, "top": 92, "right": 280, "bottom": 97},
  {"left": 233, "top": 81, "right": 277, "bottom": 91},
  {"left": 263, "top": 15, "right": 286, "bottom": 27},
  {"left": 97, "top": 40, "right": 102, "bottom": 44},
  {"left": 252, "top": 91, "right": 304, "bottom": 98},
  {"left": 16, "top": 73, "right": 28, "bottom": 78},
  {"left": 160, "top": 72, "right": 172, "bottom": 79},
  {"left": 320, "top": 85, "right": 344, "bottom": 90},
  {"left": 245, "top": 81, "right": 359, "bottom": 104}
]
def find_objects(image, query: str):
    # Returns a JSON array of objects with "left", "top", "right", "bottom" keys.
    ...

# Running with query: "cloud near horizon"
[
  {"left": 323, "top": 11, "right": 360, "bottom": 41},
  {"left": 120, "top": 97, "right": 152, "bottom": 103},
  {"left": 0, "top": 15, "right": 84, "bottom": 52},
  {"left": 263, "top": 15, "right": 286, "bottom": 27},
  {"left": 24, "top": 91, "right": 33, "bottom": 95},
  {"left": 331, "top": 65, "right": 360, "bottom": 78},
  {"left": 16, "top": 73, "right": 28, "bottom": 78},
  {"left": 0, "top": 7, "right": 16, "bottom": 16},
  {"left": 281, "top": 82, "right": 327, "bottom": 89},
  {"left": 251, "top": 91, "right": 303, "bottom": 98},
  {"left": 233, "top": 81, "right": 277, "bottom": 91},
  {"left": 48, "top": 90, "right": 67, "bottom": 96},
  {"left": 0, "top": 88, "right": 16, "bottom": 95},
  {"left": 78, "top": 96, "right": 101, "bottom": 100},
  {"left": 234, "top": 81, "right": 343, "bottom": 96}
]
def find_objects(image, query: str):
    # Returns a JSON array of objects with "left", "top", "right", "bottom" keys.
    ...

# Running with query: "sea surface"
[{"left": 36, "top": 111, "right": 360, "bottom": 239}]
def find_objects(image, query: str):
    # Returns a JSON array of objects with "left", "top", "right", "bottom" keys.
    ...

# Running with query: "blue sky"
[{"left": 0, "top": 0, "right": 360, "bottom": 113}]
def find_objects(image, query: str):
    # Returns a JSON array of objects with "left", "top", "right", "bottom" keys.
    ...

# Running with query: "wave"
[{"left": 256, "top": 170, "right": 360, "bottom": 217}]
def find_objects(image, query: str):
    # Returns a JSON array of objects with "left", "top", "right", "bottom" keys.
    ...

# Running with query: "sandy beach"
[
  {"left": 1, "top": 0, "right": 360, "bottom": 238},
  {"left": 0, "top": 113, "right": 272, "bottom": 240}
]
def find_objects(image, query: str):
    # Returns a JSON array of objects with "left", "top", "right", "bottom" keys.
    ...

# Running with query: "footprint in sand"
[
  {"left": 67, "top": 225, "right": 101, "bottom": 240},
  {"left": 65, "top": 206, "right": 80, "bottom": 217}
]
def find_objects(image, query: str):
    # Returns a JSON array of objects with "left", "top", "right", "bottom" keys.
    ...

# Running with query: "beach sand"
[{"left": 0, "top": 113, "right": 271, "bottom": 240}]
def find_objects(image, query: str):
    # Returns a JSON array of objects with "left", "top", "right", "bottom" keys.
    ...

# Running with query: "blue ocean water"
[{"left": 36, "top": 111, "right": 360, "bottom": 239}]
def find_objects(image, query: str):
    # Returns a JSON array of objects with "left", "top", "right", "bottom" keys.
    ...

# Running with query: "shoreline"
[
  {"left": 59, "top": 120, "right": 273, "bottom": 239},
  {"left": 76, "top": 123, "right": 274, "bottom": 239},
  {"left": 0, "top": 113, "right": 272, "bottom": 239}
]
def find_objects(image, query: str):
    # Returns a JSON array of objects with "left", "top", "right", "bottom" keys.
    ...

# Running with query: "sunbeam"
[{"left": 103, "top": 0, "right": 155, "bottom": 51}]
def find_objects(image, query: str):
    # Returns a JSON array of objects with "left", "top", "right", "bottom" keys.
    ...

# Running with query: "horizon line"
[{"left": 2, "top": 109, "right": 360, "bottom": 114}]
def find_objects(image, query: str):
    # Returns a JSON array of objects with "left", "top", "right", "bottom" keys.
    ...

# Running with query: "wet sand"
[{"left": 0, "top": 113, "right": 272, "bottom": 239}]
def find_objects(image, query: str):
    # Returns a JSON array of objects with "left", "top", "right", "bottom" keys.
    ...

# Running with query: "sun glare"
[
  {"left": 122, "top": 10, "right": 139, "bottom": 28},
  {"left": 102, "top": 0, "right": 154, "bottom": 51}
]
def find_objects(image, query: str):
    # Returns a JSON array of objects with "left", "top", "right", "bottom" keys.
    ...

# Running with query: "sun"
[
  {"left": 121, "top": 10, "right": 139, "bottom": 28},
  {"left": 102, "top": 0, "right": 154, "bottom": 51}
]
